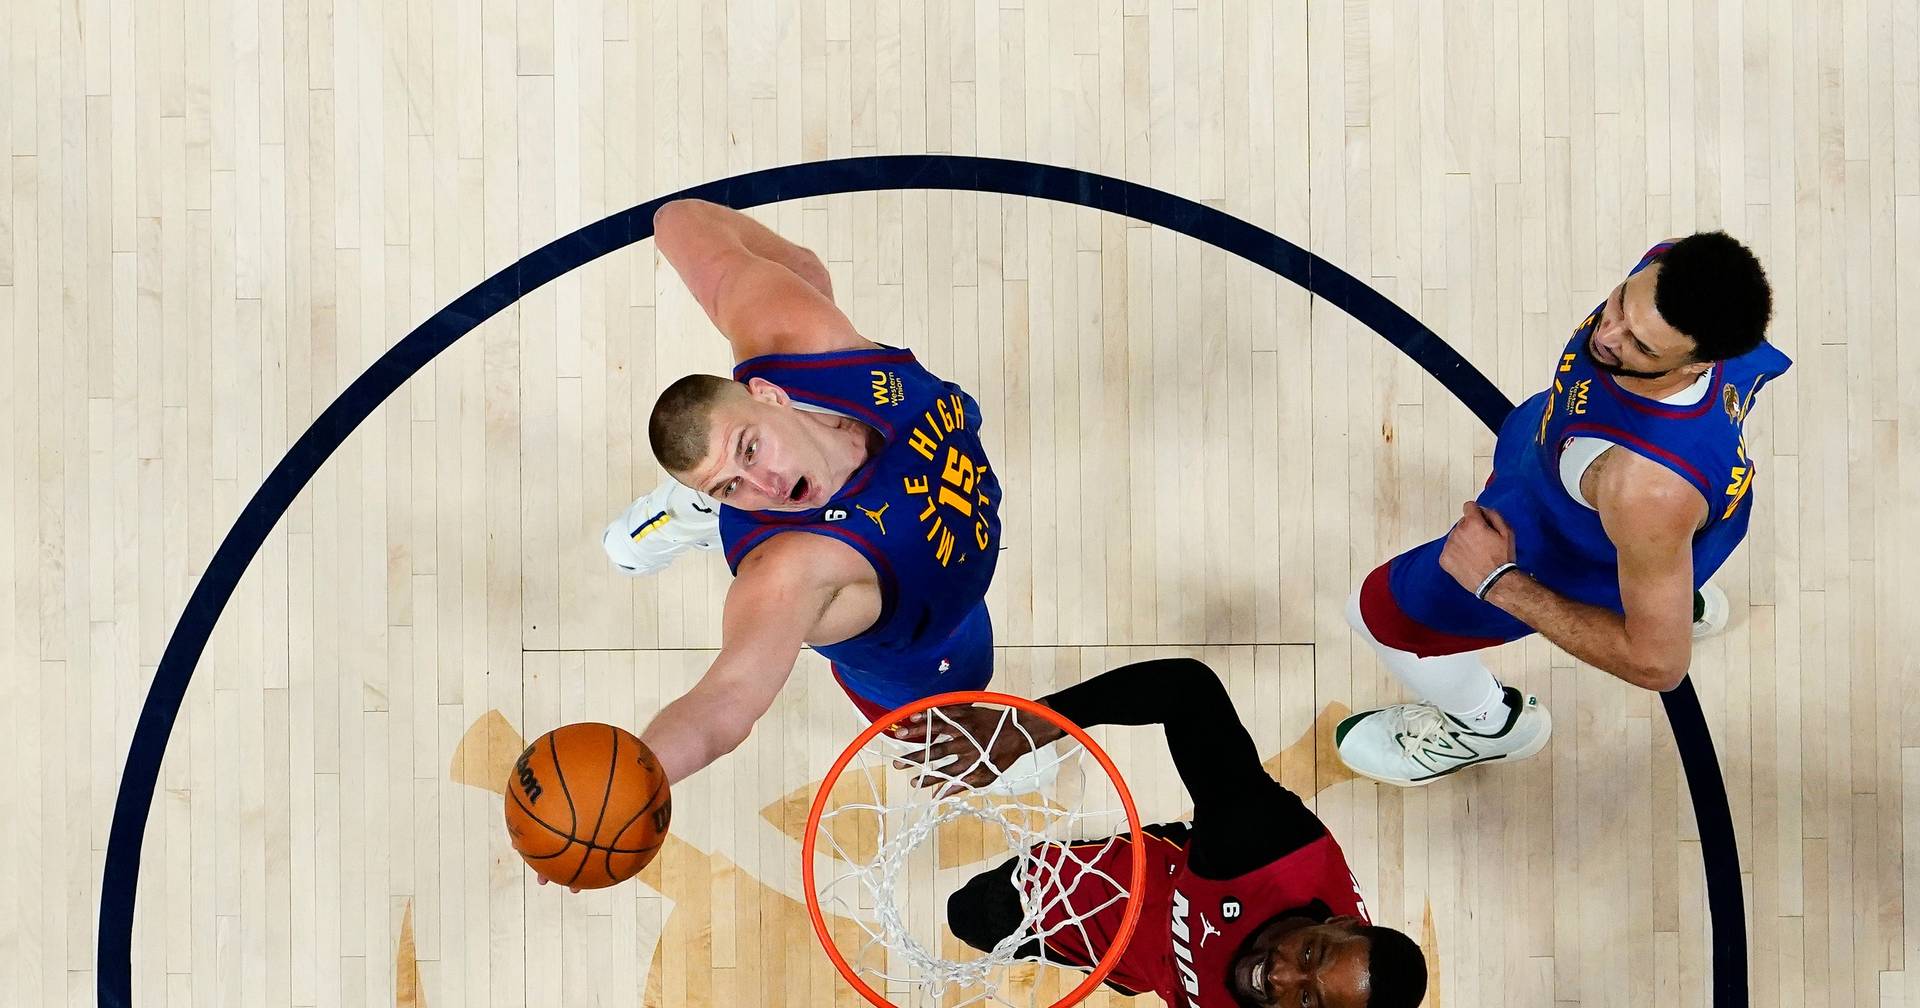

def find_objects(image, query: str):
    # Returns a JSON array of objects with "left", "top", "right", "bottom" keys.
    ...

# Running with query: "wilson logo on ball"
[{"left": 513, "top": 747, "right": 544, "bottom": 803}]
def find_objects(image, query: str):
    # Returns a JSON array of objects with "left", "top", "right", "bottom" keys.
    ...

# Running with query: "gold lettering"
[
  {"left": 941, "top": 447, "right": 977, "bottom": 495},
  {"left": 937, "top": 485, "right": 973, "bottom": 516},
  {"left": 907, "top": 427, "right": 938, "bottom": 461}
]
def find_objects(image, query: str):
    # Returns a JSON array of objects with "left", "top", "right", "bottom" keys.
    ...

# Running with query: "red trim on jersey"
[
  {"left": 773, "top": 388, "right": 897, "bottom": 438},
  {"left": 1559, "top": 422, "right": 1713, "bottom": 496},
  {"left": 1359, "top": 562, "right": 1510, "bottom": 658},
  {"left": 723, "top": 524, "right": 897, "bottom": 590},
  {"left": 830, "top": 665, "right": 898, "bottom": 723},
  {"left": 1592, "top": 360, "right": 1724, "bottom": 418},
  {"left": 731, "top": 350, "right": 907, "bottom": 437},
  {"left": 725, "top": 464, "right": 884, "bottom": 528}
]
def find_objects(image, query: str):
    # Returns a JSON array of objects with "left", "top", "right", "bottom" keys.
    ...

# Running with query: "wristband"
[{"left": 1475, "top": 562, "right": 1520, "bottom": 600}]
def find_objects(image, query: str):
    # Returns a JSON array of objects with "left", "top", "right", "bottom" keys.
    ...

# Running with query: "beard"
[{"left": 1586, "top": 338, "right": 1677, "bottom": 380}]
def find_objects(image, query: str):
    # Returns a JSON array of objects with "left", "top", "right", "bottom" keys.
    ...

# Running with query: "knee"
[{"left": 1348, "top": 563, "right": 1392, "bottom": 642}]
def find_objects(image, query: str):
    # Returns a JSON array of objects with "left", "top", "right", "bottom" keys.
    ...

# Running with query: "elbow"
[
  {"left": 713, "top": 716, "right": 755, "bottom": 761},
  {"left": 1633, "top": 659, "right": 1690, "bottom": 693}
]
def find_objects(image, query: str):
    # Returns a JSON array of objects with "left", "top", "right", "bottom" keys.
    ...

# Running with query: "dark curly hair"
[{"left": 1652, "top": 231, "right": 1773, "bottom": 362}]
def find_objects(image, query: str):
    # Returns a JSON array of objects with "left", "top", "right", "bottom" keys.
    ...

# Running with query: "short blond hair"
[{"left": 648, "top": 374, "right": 741, "bottom": 474}]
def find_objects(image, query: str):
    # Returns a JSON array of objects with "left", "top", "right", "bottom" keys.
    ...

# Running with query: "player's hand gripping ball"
[{"left": 504, "top": 722, "right": 672, "bottom": 890}]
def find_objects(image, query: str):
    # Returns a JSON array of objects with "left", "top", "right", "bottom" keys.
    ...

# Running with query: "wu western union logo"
[{"left": 870, "top": 369, "right": 906, "bottom": 407}]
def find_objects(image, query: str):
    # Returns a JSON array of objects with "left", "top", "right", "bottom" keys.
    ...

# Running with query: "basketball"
[{"left": 504, "top": 722, "right": 672, "bottom": 890}]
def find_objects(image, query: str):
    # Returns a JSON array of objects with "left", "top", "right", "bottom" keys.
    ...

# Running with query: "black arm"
[{"left": 1040, "top": 657, "right": 1326, "bottom": 880}]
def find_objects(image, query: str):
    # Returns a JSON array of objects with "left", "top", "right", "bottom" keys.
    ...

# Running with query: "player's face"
[
  {"left": 1229, "top": 915, "right": 1373, "bottom": 1008},
  {"left": 1586, "top": 264, "right": 1700, "bottom": 380},
  {"left": 683, "top": 379, "right": 838, "bottom": 512}
]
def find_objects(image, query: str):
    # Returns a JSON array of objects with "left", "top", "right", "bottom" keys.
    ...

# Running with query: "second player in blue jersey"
[{"left": 1336, "top": 232, "right": 1789, "bottom": 787}]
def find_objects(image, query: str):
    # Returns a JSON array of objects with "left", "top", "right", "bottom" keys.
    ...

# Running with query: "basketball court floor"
[{"left": 6, "top": 1, "right": 1915, "bottom": 1006}]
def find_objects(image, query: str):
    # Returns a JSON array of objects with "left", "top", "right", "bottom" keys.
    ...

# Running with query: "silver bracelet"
[{"left": 1475, "top": 562, "right": 1520, "bottom": 600}]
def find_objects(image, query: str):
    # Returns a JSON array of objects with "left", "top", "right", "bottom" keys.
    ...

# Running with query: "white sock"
[{"left": 1346, "top": 588, "right": 1508, "bottom": 731}]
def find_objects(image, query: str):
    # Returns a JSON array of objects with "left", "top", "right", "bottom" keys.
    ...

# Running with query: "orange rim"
[{"left": 801, "top": 690, "right": 1147, "bottom": 1008}]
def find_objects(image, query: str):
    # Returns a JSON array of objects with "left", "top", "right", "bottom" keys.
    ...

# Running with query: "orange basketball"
[{"left": 504, "top": 722, "right": 672, "bottom": 890}]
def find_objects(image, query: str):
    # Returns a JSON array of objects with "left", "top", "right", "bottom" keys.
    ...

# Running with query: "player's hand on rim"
[{"left": 889, "top": 703, "right": 1065, "bottom": 792}]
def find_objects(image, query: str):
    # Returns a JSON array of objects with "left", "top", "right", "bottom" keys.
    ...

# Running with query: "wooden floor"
[{"left": 6, "top": 0, "right": 1915, "bottom": 1006}]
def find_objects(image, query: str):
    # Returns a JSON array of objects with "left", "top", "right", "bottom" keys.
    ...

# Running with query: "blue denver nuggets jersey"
[
  {"left": 1473, "top": 243, "right": 1792, "bottom": 614},
  {"left": 719, "top": 345, "right": 1003, "bottom": 709}
]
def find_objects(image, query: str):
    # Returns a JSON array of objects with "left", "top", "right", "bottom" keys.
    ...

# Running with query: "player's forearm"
[
  {"left": 640, "top": 689, "right": 752, "bottom": 787},
  {"left": 656, "top": 199, "right": 834, "bottom": 300},
  {"left": 1483, "top": 572, "right": 1688, "bottom": 691},
  {"left": 1043, "top": 658, "right": 1277, "bottom": 800}
]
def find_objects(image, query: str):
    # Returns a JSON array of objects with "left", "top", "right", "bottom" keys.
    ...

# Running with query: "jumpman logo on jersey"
[
  {"left": 1197, "top": 913, "right": 1222, "bottom": 948},
  {"left": 858, "top": 502, "right": 889, "bottom": 534}
]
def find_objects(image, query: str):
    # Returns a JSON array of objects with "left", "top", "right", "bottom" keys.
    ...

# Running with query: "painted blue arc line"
[{"left": 98, "top": 154, "right": 1745, "bottom": 1007}]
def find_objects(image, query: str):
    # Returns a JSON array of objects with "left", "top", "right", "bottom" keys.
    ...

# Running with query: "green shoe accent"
[
  {"left": 1334, "top": 711, "right": 1366, "bottom": 746},
  {"left": 1693, "top": 589, "right": 1706, "bottom": 622}
]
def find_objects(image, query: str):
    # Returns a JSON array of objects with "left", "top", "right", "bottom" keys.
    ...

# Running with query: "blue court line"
[{"left": 98, "top": 154, "right": 1746, "bottom": 1007}]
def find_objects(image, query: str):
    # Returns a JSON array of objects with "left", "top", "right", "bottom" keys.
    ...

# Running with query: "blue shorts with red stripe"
[{"left": 1363, "top": 536, "right": 1534, "bottom": 658}]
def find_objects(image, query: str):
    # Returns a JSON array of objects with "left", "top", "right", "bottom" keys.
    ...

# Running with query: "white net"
[{"left": 808, "top": 700, "right": 1143, "bottom": 1008}]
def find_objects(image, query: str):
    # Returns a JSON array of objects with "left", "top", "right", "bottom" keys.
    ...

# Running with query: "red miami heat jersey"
[{"left": 1029, "top": 825, "right": 1368, "bottom": 1005}]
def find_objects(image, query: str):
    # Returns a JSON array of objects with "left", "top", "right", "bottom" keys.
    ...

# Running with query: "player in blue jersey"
[
  {"left": 600, "top": 199, "right": 1003, "bottom": 789},
  {"left": 1336, "top": 232, "right": 1789, "bottom": 786}
]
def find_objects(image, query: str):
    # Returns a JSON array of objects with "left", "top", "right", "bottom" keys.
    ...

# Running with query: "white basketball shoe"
[
  {"left": 601, "top": 481, "right": 722, "bottom": 576},
  {"left": 1692, "top": 582, "right": 1730, "bottom": 639},
  {"left": 1334, "top": 687, "right": 1552, "bottom": 787}
]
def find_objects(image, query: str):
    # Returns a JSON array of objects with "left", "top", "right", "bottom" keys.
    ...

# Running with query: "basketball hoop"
[{"left": 802, "top": 691, "right": 1147, "bottom": 1008}]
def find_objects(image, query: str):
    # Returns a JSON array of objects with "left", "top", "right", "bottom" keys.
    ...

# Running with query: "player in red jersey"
[{"left": 904, "top": 658, "right": 1427, "bottom": 1008}]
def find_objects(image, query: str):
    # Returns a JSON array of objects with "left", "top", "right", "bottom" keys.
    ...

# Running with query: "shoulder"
[
  {"left": 732, "top": 528, "right": 874, "bottom": 589},
  {"left": 1588, "top": 446, "right": 1706, "bottom": 536}
]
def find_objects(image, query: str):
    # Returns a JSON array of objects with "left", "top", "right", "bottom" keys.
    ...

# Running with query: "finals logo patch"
[
  {"left": 1722, "top": 383, "right": 1743, "bottom": 422},
  {"left": 870, "top": 369, "right": 906, "bottom": 407}
]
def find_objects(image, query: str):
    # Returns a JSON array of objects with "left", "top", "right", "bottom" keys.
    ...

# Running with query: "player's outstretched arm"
[
  {"left": 638, "top": 538, "right": 848, "bottom": 786},
  {"left": 652, "top": 199, "right": 873, "bottom": 362},
  {"left": 902, "top": 657, "right": 1326, "bottom": 877},
  {"left": 1453, "top": 453, "right": 1701, "bottom": 691}
]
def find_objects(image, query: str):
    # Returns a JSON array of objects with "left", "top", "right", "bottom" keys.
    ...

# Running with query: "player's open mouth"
[
  {"left": 1236, "top": 954, "right": 1266, "bottom": 999},
  {"left": 789, "top": 477, "right": 810, "bottom": 504}
]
